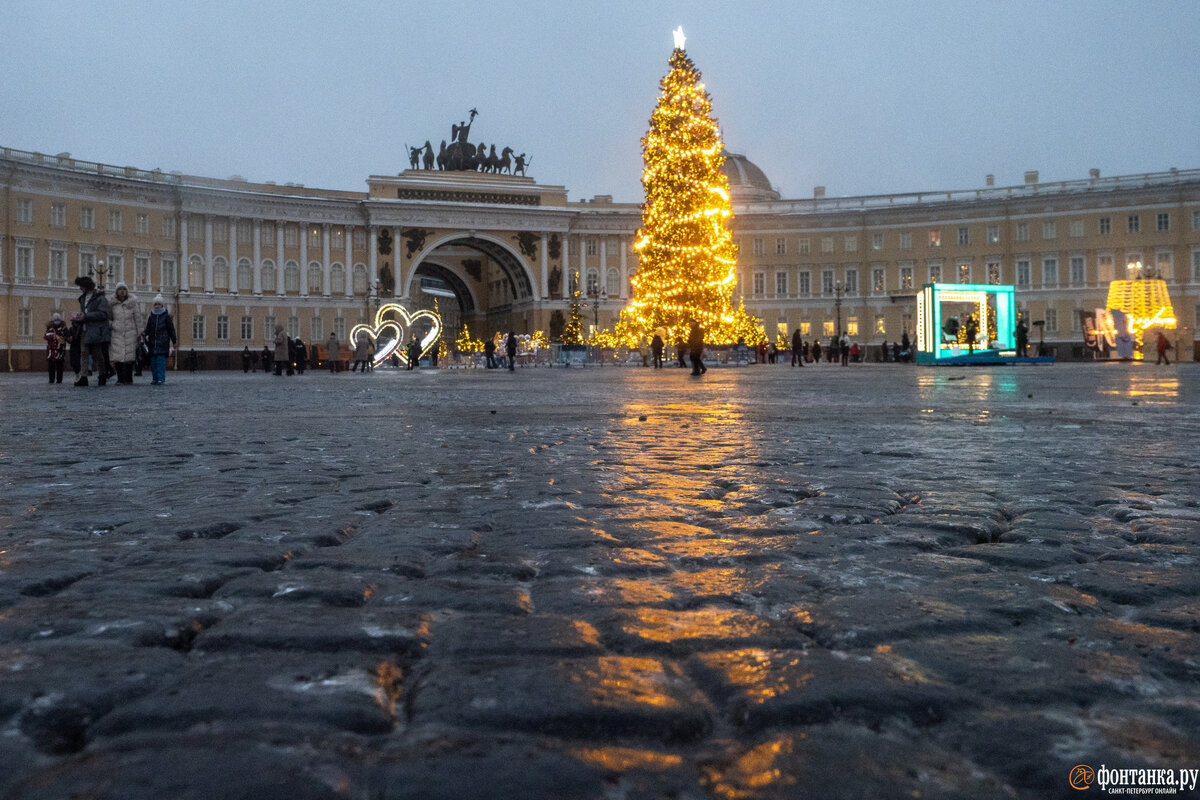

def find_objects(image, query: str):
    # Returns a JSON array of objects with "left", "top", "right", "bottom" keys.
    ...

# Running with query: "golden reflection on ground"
[
  {"left": 586, "top": 578, "right": 675, "bottom": 606},
  {"left": 707, "top": 649, "right": 813, "bottom": 703},
  {"left": 568, "top": 745, "right": 684, "bottom": 772},
  {"left": 1097, "top": 371, "right": 1180, "bottom": 403},
  {"left": 572, "top": 656, "right": 686, "bottom": 709},
  {"left": 373, "top": 661, "right": 403, "bottom": 717},
  {"left": 619, "top": 607, "right": 772, "bottom": 644},
  {"left": 701, "top": 736, "right": 797, "bottom": 799}
]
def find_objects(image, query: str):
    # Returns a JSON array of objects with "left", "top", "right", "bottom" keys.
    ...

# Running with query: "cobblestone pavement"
[{"left": 1, "top": 363, "right": 1198, "bottom": 799}]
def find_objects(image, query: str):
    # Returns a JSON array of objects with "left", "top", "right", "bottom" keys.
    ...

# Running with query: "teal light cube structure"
[{"left": 915, "top": 283, "right": 1016, "bottom": 365}]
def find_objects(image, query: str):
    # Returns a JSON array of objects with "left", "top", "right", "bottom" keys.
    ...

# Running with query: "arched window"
[
  {"left": 187, "top": 255, "right": 204, "bottom": 288},
  {"left": 606, "top": 267, "right": 619, "bottom": 296},
  {"left": 238, "top": 258, "right": 253, "bottom": 293},
  {"left": 284, "top": 261, "right": 300, "bottom": 293},
  {"left": 307, "top": 262, "right": 323, "bottom": 294},
  {"left": 330, "top": 263, "right": 346, "bottom": 295},
  {"left": 586, "top": 268, "right": 600, "bottom": 296},
  {"left": 212, "top": 257, "right": 229, "bottom": 291},
  {"left": 352, "top": 263, "right": 368, "bottom": 295},
  {"left": 261, "top": 260, "right": 277, "bottom": 294}
]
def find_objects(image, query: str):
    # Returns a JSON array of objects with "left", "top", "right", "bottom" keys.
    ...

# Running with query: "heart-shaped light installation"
[{"left": 349, "top": 303, "right": 442, "bottom": 366}]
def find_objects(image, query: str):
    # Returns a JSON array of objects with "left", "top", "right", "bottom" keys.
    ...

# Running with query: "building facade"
[{"left": 2, "top": 145, "right": 1197, "bottom": 370}]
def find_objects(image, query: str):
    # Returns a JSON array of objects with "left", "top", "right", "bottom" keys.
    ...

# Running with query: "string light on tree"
[{"left": 616, "top": 28, "right": 763, "bottom": 346}]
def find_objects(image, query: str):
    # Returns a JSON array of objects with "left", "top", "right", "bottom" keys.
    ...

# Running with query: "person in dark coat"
[
  {"left": 186, "top": 349, "right": 197, "bottom": 372},
  {"left": 241, "top": 346, "right": 253, "bottom": 373},
  {"left": 483, "top": 336, "right": 497, "bottom": 369},
  {"left": 405, "top": 335, "right": 421, "bottom": 370},
  {"left": 505, "top": 331, "right": 518, "bottom": 372},
  {"left": 687, "top": 320, "right": 706, "bottom": 375},
  {"left": 67, "top": 311, "right": 85, "bottom": 383},
  {"left": 791, "top": 328, "right": 804, "bottom": 367},
  {"left": 261, "top": 345, "right": 272, "bottom": 374},
  {"left": 293, "top": 338, "right": 307, "bottom": 375},
  {"left": 651, "top": 332, "right": 664, "bottom": 368},
  {"left": 675, "top": 337, "right": 686, "bottom": 367},
  {"left": 74, "top": 275, "right": 112, "bottom": 386},
  {"left": 1014, "top": 318, "right": 1029, "bottom": 357},
  {"left": 142, "top": 294, "right": 177, "bottom": 385},
  {"left": 812, "top": 339, "right": 822, "bottom": 364}
]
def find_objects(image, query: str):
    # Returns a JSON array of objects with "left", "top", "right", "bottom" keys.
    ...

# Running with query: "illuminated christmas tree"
[
  {"left": 562, "top": 287, "right": 585, "bottom": 345},
  {"left": 616, "top": 28, "right": 762, "bottom": 346}
]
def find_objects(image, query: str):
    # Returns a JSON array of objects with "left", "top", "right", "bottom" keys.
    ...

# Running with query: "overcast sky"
[{"left": 2, "top": 0, "right": 1198, "bottom": 203}]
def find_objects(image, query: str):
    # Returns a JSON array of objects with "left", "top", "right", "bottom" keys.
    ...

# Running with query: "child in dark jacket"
[{"left": 142, "top": 294, "right": 177, "bottom": 385}]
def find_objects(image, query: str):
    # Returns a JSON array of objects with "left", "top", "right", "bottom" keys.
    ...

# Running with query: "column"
[
  {"left": 368, "top": 226, "right": 378, "bottom": 289},
  {"left": 539, "top": 233, "right": 549, "bottom": 300},
  {"left": 577, "top": 237, "right": 586, "bottom": 296},
  {"left": 561, "top": 235, "right": 571, "bottom": 299},
  {"left": 393, "top": 226, "right": 404, "bottom": 298},
  {"left": 321, "top": 223, "right": 331, "bottom": 297},
  {"left": 619, "top": 235, "right": 628, "bottom": 299},
  {"left": 344, "top": 225, "right": 353, "bottom": 297},
  {"left": 229, "top": 217, "right": 239, "bottom": 294},
  {"left": 252, "top": 219, "right": 262, "bottom": 295},
  {"left": 275, "top": 223, "right": 285, "bottom": 295},
  {"left": 204, "top": 215, "right": 214, "bottom": 293},
  {"left": 299, "top": 224, "right": 308, "bottom": 297},
  {"left": 599, "top": 236, "right": 608, "bottom": 297},
  {"left": 180, "top": 215, "right": 190, "bottom": 292}
]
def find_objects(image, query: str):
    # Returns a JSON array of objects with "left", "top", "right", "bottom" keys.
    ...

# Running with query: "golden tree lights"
[{"left": 615, "top": 35, "right": 763, "bottom": 346}]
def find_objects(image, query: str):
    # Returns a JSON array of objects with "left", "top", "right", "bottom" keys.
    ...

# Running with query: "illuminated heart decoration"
[{"left": 349, "top": 302, "right": 442, "bottom": 366}]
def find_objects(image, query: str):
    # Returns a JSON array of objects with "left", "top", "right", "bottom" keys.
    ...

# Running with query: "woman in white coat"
[{"left": 108, "top": 282, "right": 143, "bottom": 385}]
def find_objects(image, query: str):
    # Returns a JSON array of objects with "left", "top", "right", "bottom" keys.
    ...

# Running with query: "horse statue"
[
  {"left": 498, "top": 147, "right": 513, "bottom": 174},
  {"left": 436, "top": 140, "right": 447, "bottom": 170},
  {"left": 421, "top": 141, "right": 434, "bottom": 170},
  {"left": 484, "top": 144, "right": 499, "bottom": 173}
]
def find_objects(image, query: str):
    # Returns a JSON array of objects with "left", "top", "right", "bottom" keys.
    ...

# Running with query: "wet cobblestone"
[{"left": 1, "top": 363, "right": 1198, "bottom": 798}]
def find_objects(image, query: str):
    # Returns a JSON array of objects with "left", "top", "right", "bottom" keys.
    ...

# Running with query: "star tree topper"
[{"left": 673, "top": 26, "right": 686, "bottom": 50}]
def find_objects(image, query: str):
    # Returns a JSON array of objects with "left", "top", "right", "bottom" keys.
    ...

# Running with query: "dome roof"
[{"left": 720, "top": 152, "right": 780, "bottom": 201}]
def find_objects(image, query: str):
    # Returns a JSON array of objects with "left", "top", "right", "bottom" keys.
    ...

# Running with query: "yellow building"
[{"left": 2, "top": 145, "right": 1197, "bottom": 369}]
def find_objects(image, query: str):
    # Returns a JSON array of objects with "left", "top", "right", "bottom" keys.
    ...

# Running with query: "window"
[
  {"left": 238, "top": 220, "right": 252, "bottom": 241},
  {"left": 353, "top": 264, "right": 368, "bottom": 295},
  {"left": 287, "top": 316, "right": 299, "bottom": 339},
  {"left": 240, "top": 316, "right": 253, "bottom": 340},
  {"left": 15, "top": 242, "right": 34, "bottom": 282},
  {"left": 986, "top": 224, "right": 999, "bottom": 244},
  {"left": 353, "top": 229, "right": 366, "bottom": 250},
  {"left": 1193, "top": 210, "right": 1200, "bottom": 231},
  {"left": 585, "top": 239, "right": 597, "bottom": 257},
  {"left": 193, "top": 315, "right": 206, "bottom": 340},
  {"left": 162, "top": 216, "right": 176, "bottom": 237},
  {"left": 872, "top": 267, "right": 885, "bottom": 293},
  {"left": 1044, "top": 307, "right": 1057, "bottom": 333},
  {"left": 1016, "top": 258, "right": 1031, "bottom": 287},
  {"left": 49, "top": 247, "right": 67, "bottom": 285},
  {"left": 1157, "top": 213, "right": 1170, "bottom": 232},
  {"left": 1193, "top": 249, "right": 1200, "bottom": 282},
  {"left": 606, "top": 267, "right": 619, "bottom": 296},
  {"left": 1128, "top": 215, "right": 1140, "bottom": 233},
  {"left": 238, "top": 258, "right": 253, "bottom": 293},
  {"left": 264, "top": 316, "right": 275, "bottom": 342},
  {"left": 262, "top": 261, "right": 277, "bottom": 293},
  {"left": 900, "top": 265, "right": 913, "bottom": 290},
  {"left": 927, "top": 262, "right": 941, "bottom": 282},
  {"left": 752, "top": 272, "right": 765, "bottom": 296},
  {"left": 822, "top": 321, "right": 835, "bottom": 336},
  {"left": 307, "top": 263, "right": 323, "bottom": 294},
  {"left": 821, "top": 236, "right": 834, "bottom": 253},
  {"left": 1126, "top": 253, "right": 1144, "bottom": 279},
  {"left": 752, "top": 238, "right": 764, "bottom": 256},
  {"left": 333, "top": 317, "right": 345, "bottom": 341},
  {"left": 79, "top": 250, "right": 96, "bottom": 280},
  {"left": 776, "top": 238, "right": 786, "bottom": 255},
  {"left": 330, "top": 263, "right": 346, "bottom": 295},
  {"left": 797, "top": 237, "right": 810, "bottom": 254},
  {"left": 108, "top": 210, "right": 123, "bottom": 233},
  {"left": 775, "top": 271, "right": 788, "bottom": 296},
  {"left": 284, "top": 262, "right": 300, "bottom": 293},
  {"left": 797, "top": 270, "right": 811, "bottom": 295},
  {"left": 17, "top": 199, "right": 33, "bottom": 224},
  {"left": 928, "top": 230, "right": 941, "bottom": 247},
  {"left": 875, "top": 315, "right": 886, "bottom": 335},
  {"left": 1042, "top": 221, "right": 1056, "bottom": 240},
  {"left": 213, "top": 219, "right": 228, "bottom": 243},
  {"left": 107, "top": 253, "right": 123, "bottom": 286},
  {"left": 899, "top": 232, "right": 912, "bottom": 250},
  {"left": 986, "top": 260, "right": 1001, "bottom": 284},
  {"left": 844, "top": 268, "right": 858, "bottom": 294},
  {"left": 821, "top": 270, "right": 834, "bottom": 295},
  {"left": 1069, "top": 220, "right": 1084, "bottom": 238},
  {"left": 1098, "top": 254, "right": 1114, "bottom": 282},
  {"left": 15, "top": 306, "right": 35, "bottom": 338},
  {"left": 844, "top": 235, "right": 857, "bottom": 253},
  {"left": 1069, "top": 255, "right": 1085, "bottom": 286},
  {"left": 162, "top": 257, "right": 177, "bottom": 288},
  {"left": 51, "top": 203, "right": 66, "bottom": 228},
  {"left": 311, "top": 316, "right": 323, "bottom": 342},
  {"left": 216, "top": 315, "right": 230, "bottom": 341},
  {"left": 1072, "top": 312, "right": 1082, "bottom": 333},
  {"left": 189, "top": 219, "right": 204, "bottom": 240},
  {"left": 1099, "top": 217, "right": 1111, "bottom": 235},
  {"left": 1016, "top": 222, "right": 1029, "bottom": 242},
  {"left": 586, "top": 268, "right": 599, "bottom": 295},
  {"left": 871, "top": 232, "right": 884, "bottom": 250},
  {"left": 957, "top": 227, "right": 969, "bottom": 246},
  {"left": 213, "top": 257, "right": 229, "bottom": 291},
  {"left": 902, "top": 313, "right": 912, "bottom": 333},
  {"left": 136, "top": 213, "right": 150, "bottom": 236},
  {"left": 800, "top": 322, "right": 810, "bottom": 336},
  {"left": 307, "top": 226, "right": 321, "bottom": 248},
  {"left": 1156, "top": 252, "right": 1172, "bottom": 280},
  {"left": 284, "top": 225, "right": 298, "bottom": 247},
  {"left": 135, "top": 255, "right": 151, "bottom": 290},
  {"left": 80, "top": 207, "right": 95, "bottom": 231},
  {"left": 957, "top": 261, "right": 970, "bottom": 283},
  {"left": 1042, "top": 256, "right": 1058, "bottom": 287}
]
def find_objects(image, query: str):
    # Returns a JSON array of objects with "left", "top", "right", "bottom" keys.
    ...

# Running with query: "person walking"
[
  {"left": 1015, "top": 318, "right": 1029, "bottom": 357},
  {"left": 294, "top": 337, "right": 308, "bottom": 375},
  {"left": 352, "top": 330, "right": 373, "bottom": 372},
  {"left": 273, "top": 324, "right": 291, "bottom": 376},
  {"left": 142, "top": 294, "right": 177, "bottom": 385},
  {"left": 74, "top": 275, "right": 112, "bottom": 386},
  {"left": 688, "top": 320, "right": 707, "bottom": 375},
  {"left": 1155, "top": 331, "right": 1174, "bottom": 365},
  {"left": 506, "top": 331, "right": 518, "bottom": 372},
  {"left": 108, "top": 282, "right": 143, "bottom": 385},
  {"left": 261, "top": 345, "right": 272, "bottom": 374},
  {"left": 791, "top": 329, "right": 804, "bottom": 367},
  {"left": 241, "top": 346, "right": 253, "bottom": 373},
  {"left": 405, "top": 335, "right": 421, "bottom": 370},
  {"left": 840, "top": 333, "right": 850, "bottom": 366},
  {"left": 651, "top": 331, "right": 665, "bottom": 368},
  {"left": 483, "top": 335, "right": 497, "bottom": 369},
  {"left": 326, "top": 332, "right": 340, "bottom": 373},
  {"left": 44, "top": 313, "right": 68, "bottom": 384},
  {"left": 675, "top": 336, "right": 687, "bottom": 368},
  {"left": 67, "top": 311, "right": 85, "bottom": 384}
]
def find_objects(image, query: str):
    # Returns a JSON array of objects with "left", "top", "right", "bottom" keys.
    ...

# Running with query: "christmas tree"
[
  {"left": 562, "top": 287, "right": 585, "bottom": 345},
  {"left": 616, "top": 28, "right": 762, "bottom": 346}
]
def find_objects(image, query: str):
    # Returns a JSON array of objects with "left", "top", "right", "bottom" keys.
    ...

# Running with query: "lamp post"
[
  {"left": 93, "top": 258, "right": 108, "bottom": 290},
  {"left": 833, "top": 280, "right": 844, "bottom": 339}
]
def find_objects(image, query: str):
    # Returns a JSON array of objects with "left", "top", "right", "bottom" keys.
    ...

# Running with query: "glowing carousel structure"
[{"left": 915, "top": 283, "right": 1053, "bottom": 366}]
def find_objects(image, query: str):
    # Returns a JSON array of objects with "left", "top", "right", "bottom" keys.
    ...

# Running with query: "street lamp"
[
  {"left": 93, "top": 258, "right": 108, "bottom": 290},
  {"left": 833, "top": 280, "right": 844, "bottom": 339}
]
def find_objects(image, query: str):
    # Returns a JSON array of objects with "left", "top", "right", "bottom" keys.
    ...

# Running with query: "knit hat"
[
  {"left": 115, "top": 281, "right": 129, "bottom": 292},
  {"left": 51, "top": 312, "right": 63, "bottom": 323},
  {"left": 153, "top": 294, "right": 165, "bottom": 305}
]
